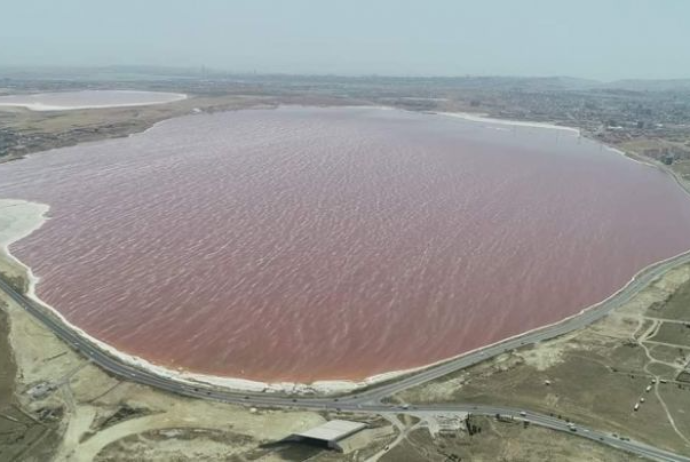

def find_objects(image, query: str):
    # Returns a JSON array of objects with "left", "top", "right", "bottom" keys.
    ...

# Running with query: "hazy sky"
[{"left": 2, "top": 0, "right": 689, "bottom": 80}]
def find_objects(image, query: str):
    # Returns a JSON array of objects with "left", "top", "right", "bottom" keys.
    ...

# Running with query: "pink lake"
[{"left": 2, "top": 107, "right": 690, "bottom": 383}]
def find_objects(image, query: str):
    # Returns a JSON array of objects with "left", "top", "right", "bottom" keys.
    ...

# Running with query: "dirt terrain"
[
  {"left": 380, "top": 416, "right": 646, "bottom": 462},
  {"left": 0, "top": 306, "right": 63, "bottom": 461}
]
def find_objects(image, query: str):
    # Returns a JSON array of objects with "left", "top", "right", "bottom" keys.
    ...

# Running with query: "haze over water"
[{"left": 2, "top": 107, "right": 690, "bottom": 383}]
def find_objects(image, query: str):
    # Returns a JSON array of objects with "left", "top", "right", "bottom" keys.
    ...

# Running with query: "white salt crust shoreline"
[
  {"left": 436, "top": 111, "right": 656, "bottom": 168},
  {"left": 0, "top": 90, "right": 188, "bottom": 112},
  {"left": 437, "top": 111, "right": 581, "bottom": 133},
  {"left": 2, "top": 110, "right": 690, "bottom": 395}
]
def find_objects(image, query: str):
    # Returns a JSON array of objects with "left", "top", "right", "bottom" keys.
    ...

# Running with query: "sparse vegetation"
[
  {"left": 380, "top": 416, "right": 642, "bottom": 462},
  {"left": 0, "top": 303, "right": 63, "bottom": 461}
]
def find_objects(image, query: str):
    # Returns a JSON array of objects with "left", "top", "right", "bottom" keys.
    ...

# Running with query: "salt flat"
[{"left": 0, "top": 90, "right": 186, "bottom": 111}]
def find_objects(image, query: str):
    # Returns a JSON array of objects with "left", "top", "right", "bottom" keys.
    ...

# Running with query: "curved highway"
[{"left": 3, "top": 249, "right": 690, "bottom": 461}]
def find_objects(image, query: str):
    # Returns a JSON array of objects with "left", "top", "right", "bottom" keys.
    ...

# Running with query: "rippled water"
[{"left": 2, "top": 107, "right": 690, "bottom": 383}]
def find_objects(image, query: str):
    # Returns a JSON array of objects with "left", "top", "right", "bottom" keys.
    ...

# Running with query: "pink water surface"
[{"left": 2, "top": 107, "right": 690, "bottom": 383}]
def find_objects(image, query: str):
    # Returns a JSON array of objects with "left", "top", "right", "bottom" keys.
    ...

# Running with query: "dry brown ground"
[
  {"left": 380, "top": 416, "right": 645, "bottom": 462},
  {"left": 0, "top": 304, "right": 63, "bottom": 462}
]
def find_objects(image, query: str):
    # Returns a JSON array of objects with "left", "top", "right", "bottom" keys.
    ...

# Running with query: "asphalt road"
[
  {"left": 3, "top": 249, "right": 690, "bottom": 461},
  {"left": 400, "top": 405, "right": 690, "bottom": 462}
]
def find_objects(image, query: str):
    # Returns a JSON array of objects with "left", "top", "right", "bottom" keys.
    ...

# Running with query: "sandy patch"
[
  {"left": 61, "top": 401, "right": 324, "bottom": 462},
  {"left": 517, "top": 338, "right": 574, "bottom": 371}
]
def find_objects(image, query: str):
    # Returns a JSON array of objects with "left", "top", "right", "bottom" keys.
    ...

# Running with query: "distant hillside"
[
  {"left": 2, "top": 66, "right": 689, "bottom": 93},
  {"left": 604, "top": 79, "right": 690, "bottom": 92}
]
